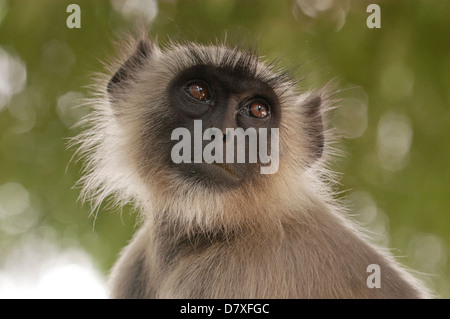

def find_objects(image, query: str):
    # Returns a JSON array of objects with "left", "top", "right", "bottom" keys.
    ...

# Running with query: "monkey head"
[{"left": 75, "top": 35, "right": 330, "bottom": 228}]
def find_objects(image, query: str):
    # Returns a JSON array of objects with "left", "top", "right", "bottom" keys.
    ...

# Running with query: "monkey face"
[
  {"left": 164, "top": 64, "right": 281, "bottom": 189},
  {"left": 104, "top": 39, "right": 324, "bottom": 194}
]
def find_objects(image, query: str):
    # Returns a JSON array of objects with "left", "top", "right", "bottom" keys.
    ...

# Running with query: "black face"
[{"left": 166, "top": 64, "right": 281, "bottom": 189}]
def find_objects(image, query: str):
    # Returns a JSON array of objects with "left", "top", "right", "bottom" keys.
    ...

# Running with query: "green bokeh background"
[{"left": 0, "top": 0, "right": 449, "bottom": 297}]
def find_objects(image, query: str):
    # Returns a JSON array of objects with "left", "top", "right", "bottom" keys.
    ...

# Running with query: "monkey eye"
[
  {"left": 243, "top": 100, "right": 270, "bottom": 119},
  {"left": 185, "top": 81, "right": 211, "bottom": 103}
]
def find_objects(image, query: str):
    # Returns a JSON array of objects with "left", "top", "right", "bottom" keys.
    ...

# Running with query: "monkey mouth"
[{"left": 180, "top": 162, "right": 242, "bottom": 187}]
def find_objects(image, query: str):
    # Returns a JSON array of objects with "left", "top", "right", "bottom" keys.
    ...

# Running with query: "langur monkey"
[{"left": 74, "top": 33, "right": 432, "bottom": 298}]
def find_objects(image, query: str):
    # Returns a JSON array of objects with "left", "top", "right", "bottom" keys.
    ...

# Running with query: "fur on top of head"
[{"left": 73, "top": 33, "right": 339, "bottom": 232}]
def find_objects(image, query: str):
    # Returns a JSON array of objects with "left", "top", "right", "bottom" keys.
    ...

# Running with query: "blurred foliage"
[{"left": 0, "top": 0, "right": 449, "bottom": 297}]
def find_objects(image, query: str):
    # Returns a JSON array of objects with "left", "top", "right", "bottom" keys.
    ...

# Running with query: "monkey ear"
[
  {"left": 302, "top": 95, "right": 325, "bottom": 163},
  {"left": 107, "top": 38, "right": 152, "bottom": 101}
]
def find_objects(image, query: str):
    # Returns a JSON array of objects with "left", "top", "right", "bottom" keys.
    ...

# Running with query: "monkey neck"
[
  {"left": 149, "top": 194, "right": 321, "bottom": 267},
  {"left": 152, "top": 215, "right": 238, "bottom": 266},
  {"left": 146, "top": 167, "right": 334, "bottom": 264}
]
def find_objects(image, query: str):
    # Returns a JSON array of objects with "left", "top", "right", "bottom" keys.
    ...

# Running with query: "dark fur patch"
[
  {"left": 107, "top": 39, "right": 152, "bottom": 99},
  {"left": 185, "top": 44, "right": 260, "bottom": 80},
  {"left": 156, "top": 216, "right": 236, "bottom": 266},
  {"left": 115, "top": 251, "right": 151, "bottom": 298},
  {"left": 302, "top": 95, "right": 324, "bottom": 162}
]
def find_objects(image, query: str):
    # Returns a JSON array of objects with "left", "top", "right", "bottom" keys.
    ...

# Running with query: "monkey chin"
[{"left": 179, "top": 162, "right": 245, "bottom": 189}]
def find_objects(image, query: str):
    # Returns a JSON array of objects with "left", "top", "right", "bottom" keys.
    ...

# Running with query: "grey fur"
[{"left": 74, "top": 34, "right": 432, "bottom": 298}]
